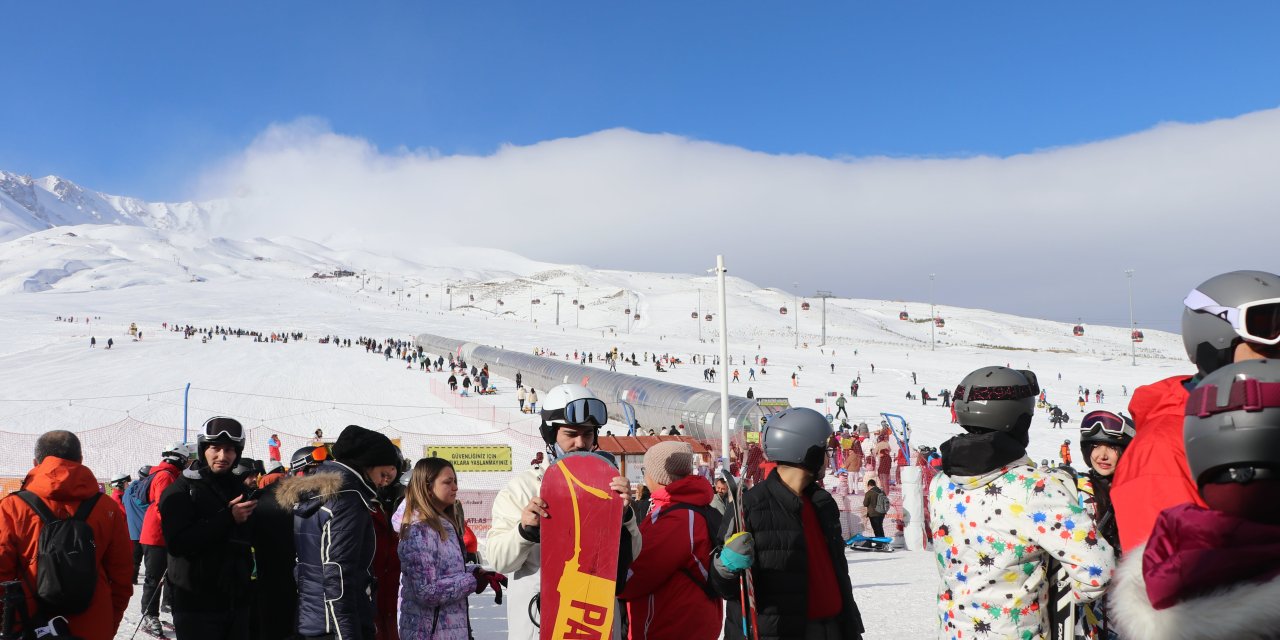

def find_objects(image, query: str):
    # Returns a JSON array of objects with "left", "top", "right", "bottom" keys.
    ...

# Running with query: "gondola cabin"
[
  {"left": 1073, "top": 325, "right": 1085, "bottom": 337},
  {"left": 934, "top": 318, "right": 945, "bottom": 328},
  {"left": 779, "top": 306, "right": 788, "bottom": 315},
  {"left": 899, "top": 311, "right": 909, "bottom": 321},
  {"left": 705, "top": 314, "right": 713, "bottom": 321},
  {"left": 801, "top": 301, "right": 810, "bottom": 311},
  {"left": 691, "top": 311, "right": 699, "bottom": 319},
  {"left": 1132, "top": 330, "right": 1144, "bottom": 343}
]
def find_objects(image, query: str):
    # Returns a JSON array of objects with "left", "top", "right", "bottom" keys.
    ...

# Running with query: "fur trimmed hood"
[
  {"left": 275, "top": 471, "right": 346, "bottom": 510},
  {"left": 1111, "top": 543, "right": 1280, "bottom": 640}
]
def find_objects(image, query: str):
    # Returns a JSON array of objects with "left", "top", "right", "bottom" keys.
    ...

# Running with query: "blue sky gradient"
[{"left": 2, "top": 1, "right": 1278, "bottom": 200}]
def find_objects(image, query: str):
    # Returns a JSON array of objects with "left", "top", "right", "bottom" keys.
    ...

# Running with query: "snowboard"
[
  {"left": 845, "top": 534, "right": 895, "bottom": 552},
  {"left": 540, "top": 452, "right": 624, "bottom": 640}
]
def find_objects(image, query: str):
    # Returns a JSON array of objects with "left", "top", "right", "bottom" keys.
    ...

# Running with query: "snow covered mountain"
[{"left": 0, "top": 170, "right": 221, "bottom": 242}]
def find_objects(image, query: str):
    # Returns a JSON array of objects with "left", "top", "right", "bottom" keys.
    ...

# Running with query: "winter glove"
[
  {"left": 473, "top": 567, "right": 489, "bottom": 594},
  {"left": 484, "top": 571, "right": 509, "bottom": 605},
  {"left": 714, "top": 531, "right": 754, "bottom": 578}
]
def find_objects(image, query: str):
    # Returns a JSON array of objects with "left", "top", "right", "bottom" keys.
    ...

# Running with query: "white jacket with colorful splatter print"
[{"left": 928, "top": 457, "right": 1116, "bottom": 640}]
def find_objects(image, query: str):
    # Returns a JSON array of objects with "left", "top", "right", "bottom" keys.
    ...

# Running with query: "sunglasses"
[
  {"left": 1080, "top": 411, "right": 1135, "bottom": 439},
  {"left": 202, "top": 416, "right": 245, "bottom": 443},
  {"left": 1184, "top": 289, "right": 1280, "bottom": 346},
  {"left": 541, "top": 398, "right": 609, "bottom": 427},
  {"left": 1187, "top": 377, "right": 1280, "bottom": 418}
]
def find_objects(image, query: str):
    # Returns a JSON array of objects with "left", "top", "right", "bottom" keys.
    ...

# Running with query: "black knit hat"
[{"left": 331, "top": 425, "right": 400, "bottom": 472}]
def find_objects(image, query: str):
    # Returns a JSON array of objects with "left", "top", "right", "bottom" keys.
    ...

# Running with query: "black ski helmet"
[
  {"left": 1078, "top": 410, "right": 1135, "bottom": 468},
  {"left": 1182, "top": 270, "right": 1280, "bottom": 376},
  {"left": 1183, "top": 359, "right": 1280, "bottom": 487},
  {"left": 761, "top": 407, "right": 833, "bottom": 474},
  {"left": 952, "top": 366, "right": 1039, "bottom": 433}
]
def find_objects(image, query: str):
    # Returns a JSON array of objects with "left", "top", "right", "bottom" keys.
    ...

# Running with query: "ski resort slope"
[{"left": 0, "top": 224, "right": 1194, "bottom": 639}]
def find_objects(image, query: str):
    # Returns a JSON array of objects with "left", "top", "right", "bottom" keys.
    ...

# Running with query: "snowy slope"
[{"left": 0, "top": 221, "right": 1194, "bottom": 640}]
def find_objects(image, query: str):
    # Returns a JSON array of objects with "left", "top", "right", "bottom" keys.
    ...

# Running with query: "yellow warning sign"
[{"left": 423, "top": 445, "right": 513, "bottom": 472}]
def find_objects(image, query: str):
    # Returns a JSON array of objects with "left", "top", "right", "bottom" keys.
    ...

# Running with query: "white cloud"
[{"left": 197, "top": 108, "right": 1280, "bottom": 326}]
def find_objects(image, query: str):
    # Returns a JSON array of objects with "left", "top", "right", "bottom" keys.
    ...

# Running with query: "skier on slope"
[
  {"left": 486, "top": 384, "right": 641, "bottom": 640},
  {"left": 1113, "top": 270, "right": 1280, "bottom": 553},
  {"left": 930, "top": 367, "right": 1114, "bottom": 640},
  {"left": 709, "top": 407, "right": 866, "bottom": 639}
]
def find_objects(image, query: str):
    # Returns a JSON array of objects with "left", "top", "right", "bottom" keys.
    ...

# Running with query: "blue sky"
[{"left": 3, "top": 1, "right": 1278, "bottom": 201}]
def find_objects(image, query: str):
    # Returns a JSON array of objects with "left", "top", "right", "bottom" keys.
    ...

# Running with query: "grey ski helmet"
[
  {"left": 952, "top": 366, "right": 1039, "bottom": 432},
  {"left": 1183, "top": 359, "right": 1280, "bottom": 487},
  {"left": 1182, "top": 270, "right": 1280, "bottom": 376},
  {"left": 761, "top": 407, "right": 833, "bottom": 474}
]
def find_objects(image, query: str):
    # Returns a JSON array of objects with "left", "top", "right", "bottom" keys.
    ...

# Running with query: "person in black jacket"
[
  {"left": 285, "top": 425, "right": 401, "bottom": 640},
  {"left": 158, "top": 416, "right": 258, "bottom": 640},
  {"left": 711, "top": 407, "right": 865, "bottom": 640}
]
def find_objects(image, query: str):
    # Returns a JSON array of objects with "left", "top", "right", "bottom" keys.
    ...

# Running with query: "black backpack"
[
  {"left": 660, "top": 503, "right": 724, "bottom": 600},
  {"left": 14, "top": 491, "right": 100, "bottom": 616}
]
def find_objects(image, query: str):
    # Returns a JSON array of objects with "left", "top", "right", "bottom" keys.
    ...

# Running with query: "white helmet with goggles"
[{"left": 538, "top": 384, "right": 609, "bottom": 447}]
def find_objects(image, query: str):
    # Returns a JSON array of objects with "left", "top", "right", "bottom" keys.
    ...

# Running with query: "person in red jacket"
[
  {"left": 1112, "top": 270, "right": 1280, "bottom": 552},
  {"left": 0, "top": 430, "right": 133, "bottom": 640},
  {"left": 138, "top": 442, "right": 191, "bottom": 634},
  {"left": 620, "top": 441, "right": 722, "bottom": 640}
]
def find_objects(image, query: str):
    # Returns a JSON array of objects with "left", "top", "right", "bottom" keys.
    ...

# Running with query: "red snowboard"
[{"left": 539, "top": 452, "right": 624, "bottom": 640}]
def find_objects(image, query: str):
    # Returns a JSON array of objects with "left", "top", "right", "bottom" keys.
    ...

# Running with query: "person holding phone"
[{"left": 158, "top": 416, "right": 259, "bottom": 639}]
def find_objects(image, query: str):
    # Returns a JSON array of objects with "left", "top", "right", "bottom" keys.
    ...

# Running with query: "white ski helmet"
[
  {"left": 162, "top": 442, "right": 195, "bottom": 464},
  {"left": 108, "top": 472, "right": 130, "bottom": 487},
  {"left": 539, "top": 384, "right": 609, "bottom": 445}
]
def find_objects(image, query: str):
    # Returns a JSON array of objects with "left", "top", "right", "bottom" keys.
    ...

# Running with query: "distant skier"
[
  {"left": 912, "top": 371, "right": 917, "bottom": 384},
  {"left": 90, "top": 336, "right": 96, "bottom": 348},
  {"left": 107, "top": 338, "right": 113, "bottom": 349}
]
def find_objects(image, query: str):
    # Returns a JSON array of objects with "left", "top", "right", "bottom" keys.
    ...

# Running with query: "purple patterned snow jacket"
[{"left": 398, "top": 517, "right": 474, "bottom": 640}]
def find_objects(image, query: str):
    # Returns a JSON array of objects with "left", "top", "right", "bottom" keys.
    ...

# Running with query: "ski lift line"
[{"left": 0, "top": 387, "right": 188, "bottom": 403}]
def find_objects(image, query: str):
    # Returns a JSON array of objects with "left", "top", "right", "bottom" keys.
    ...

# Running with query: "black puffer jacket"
[
  {"left": 280, "top": 461, "right": 377, "bottom": 640},
  {"left": 251, "top": 475, "right": 302, "bottom": 639},
  {"left": 711, "top": 471, "right": 865, "bottom": 640},
  {"left": 158, "top": 464, "right": 255, "bottom": 612}
]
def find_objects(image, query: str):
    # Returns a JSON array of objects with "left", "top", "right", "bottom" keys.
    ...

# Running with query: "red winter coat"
[
  {"left": 1112, "top": 375, "right": 1208, "bottom": 552},
  {"left": 0, "top": 457, "right": 134, "bottom": 640},
  {"left": 619, "top": 475, "right": 722, "bottom": 640},
  {"left": 139, "top": 460, "right": 181, "bottom": 546},
  {"left": 370, "top": 507, "right": 401, "bottom": 640}
]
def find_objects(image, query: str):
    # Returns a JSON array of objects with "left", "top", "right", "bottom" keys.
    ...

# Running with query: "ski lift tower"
[
  {"left": 814, "top": 290, "right": 835, "bottom": 346},
  {"left": 1125, "top": 269, "right": 1136, "bottom": 366},
  {"left": 551, "top": 290, "right": 565, "bottom": 326}
]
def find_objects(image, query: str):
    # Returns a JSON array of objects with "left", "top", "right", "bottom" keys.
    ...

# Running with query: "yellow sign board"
[
  {"left": 745, "top": 432, "right": 760, "bottom": 443},
  {"left": 423, "top": 445, "right": 512, "bottom": 472}
]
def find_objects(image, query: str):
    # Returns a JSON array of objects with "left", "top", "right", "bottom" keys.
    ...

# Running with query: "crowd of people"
[{"left": 5, "top": 269, "right": 1279, "bottom": 640}]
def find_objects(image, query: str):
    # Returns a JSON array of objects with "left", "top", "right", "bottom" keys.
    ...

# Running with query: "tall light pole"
[
  {"left": 551, "top": 290, "right": 564, "bottom": 326},
  {"left": 715, "top": 256, "right": 731, "bottom": 471},
  {"left": 814, "top": 291, "right": 835, "bottom": 346},
  {"left": 1126, "top": 269, "right": 1136, "bottom": 366},
  {"left": 793, "top": 282, "right": 799, "bottom": 348},
  {"left": 930, "top": 273, "right": 936, "bottom": 351}
]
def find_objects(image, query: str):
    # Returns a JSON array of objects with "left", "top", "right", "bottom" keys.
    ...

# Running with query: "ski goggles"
[
  {"left": 1187, "top": 377, "right": 1280, "bottom": 418},
  {"left": 541, "top": 398, "right": 609, "bottom": 427},
  {"left": 1184, "top": 289, "right": 1280, "bottom": 346},
  {"left": 954, "top": 371, "right": 1039, "bottom": 402},
  {"left": 1080, "top": 411, "right": 1135, "bottom": 439},
  {"left": 202, "top": 416, "right": 245, "bottom": 443}
]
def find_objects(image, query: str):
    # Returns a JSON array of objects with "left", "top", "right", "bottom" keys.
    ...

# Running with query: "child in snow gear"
[
  {"left": 1113, "top": 270, "right": 1280, "bottom": 552},
  {"left": 931, "top": 367, "right": 1114, "bottom": 640},
  {"left": 486, "top": 384, "right": 640, "bottom": 640},
  {"left": 619, "top": 441, "right": 723, "bottom": 640},
  {"left": 1061, "top": 439, "right": 1073, "bottom": 466},
  {"left": 710, "top": 407, "right": 865, "bottom": 640},
  {"left": 1111, "top": 359, "right": 1280, "bottom": 640}
]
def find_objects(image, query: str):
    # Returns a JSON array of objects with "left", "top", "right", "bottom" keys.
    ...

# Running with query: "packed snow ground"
[{"left": 0, "top": 224, "right": 1192, "bottom": 639}]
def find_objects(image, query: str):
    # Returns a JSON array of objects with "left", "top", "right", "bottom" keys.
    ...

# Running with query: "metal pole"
[
  {"left": 183, "top": 382, "right": 191, "bottom": 443},
  {"left": 552, "top": 290, "right": 564, "bottom": 326},
  {"left": 930, "top": 273, "right": 936, "bottom": 351},
  {"left": 1126, "top": 269, "right": 1136, "bottom": 366},
  {"left": 814, "top": 291, "right": 834, "bottom": 346},
  {"left": 793, "top": 282, "right": 799, "bottom": 348},
  {"left": 716, "top": 256, "right": 731, "bottom": 471}
]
